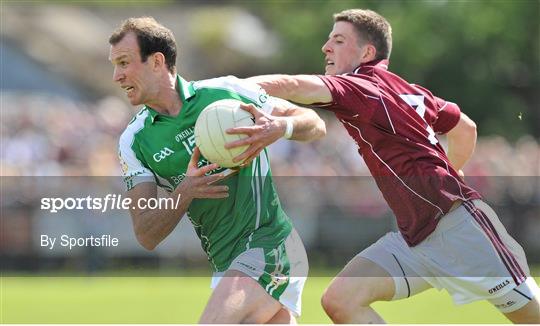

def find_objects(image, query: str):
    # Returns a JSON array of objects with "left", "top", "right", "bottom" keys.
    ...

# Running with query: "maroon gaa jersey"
[{"left": 317, "top": 59, "right": 481, "bottom": 246}]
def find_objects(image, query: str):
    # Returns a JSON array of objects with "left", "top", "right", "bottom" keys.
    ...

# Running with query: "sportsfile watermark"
[{"left": 40, "top": 194, "right": 182, "bottom": 213}]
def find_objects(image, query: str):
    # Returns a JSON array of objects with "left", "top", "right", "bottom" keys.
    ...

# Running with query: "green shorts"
[{"left": 211, "top": 228, "right": 308, "bottom": 317}]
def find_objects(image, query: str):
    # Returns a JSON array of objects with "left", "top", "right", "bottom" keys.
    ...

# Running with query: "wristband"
[{"left": 283, "top": 118, "right": 294, "bottom": 139}]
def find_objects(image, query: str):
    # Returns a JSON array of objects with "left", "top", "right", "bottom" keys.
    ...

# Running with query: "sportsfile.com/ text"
[{"left": 40, "top": 194, "right": 182, "bottom": 213}]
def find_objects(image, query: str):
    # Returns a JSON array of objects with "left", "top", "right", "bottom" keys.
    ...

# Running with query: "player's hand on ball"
[
  {"left": 179, "top": 147, "right": 229, "bottom": 200},
  {"left": 225, "top": 103, "right": 285, "bottom": 165}
]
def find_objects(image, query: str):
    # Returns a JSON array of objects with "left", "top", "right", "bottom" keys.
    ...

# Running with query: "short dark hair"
[
  {"left": 334, "top": 9, "right": 392, "bottom": 60},
  {"left": 109, "top": 17, "right": 177, "bottom": 74}
]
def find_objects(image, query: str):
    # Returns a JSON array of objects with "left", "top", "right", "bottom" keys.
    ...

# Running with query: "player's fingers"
[
  {"left": 224, "top": 135, "right": 258, "bottom": 149},
  {"left": 232, "top": 145, "right": 261, "bottom": 163},
  {"left": 238, "top": 103, "right": 261, "bottom": 118},
  {"left": 195, "top": 185, "right": 229, "bottom": 196},
  {"left": 201, "top": 192, "right": 229, "bottom": 199},
  {"left": 205, "top": 173, "right": 228, "bottom": 184},
  {"left": 205, "top": 185, "right": 229, "bottom": 193},
  {"left": 246, "top": 154, "right": 259, "bottom": 164},
  {"left": 239, "top": 156, "right": 256, "bottom": 168},
  {"left": 196, "top": 163, "right": 220, "bottom": 176},
  {"left": 231, "top": 147, "right": 255, "bottom": 163},
  {"left": 188, "top": 147, "right": 200, "bottom": 169},
  {"left": 187, "top": 164, "right": 218, "bottom": 178},
  {"left": 225, "top": 125, "right": 261, "bottom": 135}
]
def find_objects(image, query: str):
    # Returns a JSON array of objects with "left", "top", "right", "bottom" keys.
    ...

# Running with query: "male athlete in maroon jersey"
[
  {"left": 317, "top": 59, "right": 481, "bottom": 246},
  {"left": 228, "top": 8, "right": 539, "bottom": 324}
]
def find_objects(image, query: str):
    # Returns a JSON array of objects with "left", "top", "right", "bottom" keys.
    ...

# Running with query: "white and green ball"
[{"left": 194, "top": 99, "right": 254, "bottom": 168}]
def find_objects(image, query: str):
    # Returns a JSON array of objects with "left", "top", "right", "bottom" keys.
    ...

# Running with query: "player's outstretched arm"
[
  {"left": 128, "top": 148, "right": 228, "bottom": 250},
  {"left": 224, "top": 102, "right": 326, "bottom": 165},
  {"left": 247, "top": 74, "right": 333, "bottom": 105},
  {"left": 270, "top": 98, "right": 327, "bottom": 141},
  {"left": 446, "top": 112, "right": 477, "bottom": 172}
]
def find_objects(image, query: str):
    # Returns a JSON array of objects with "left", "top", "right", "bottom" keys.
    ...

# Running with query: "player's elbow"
[
  {"left": 460, "top": 113, "right": 476, "bottom": 134},
  {"left": 138, "top": 237, "right": 158, "bottom": 251},
  {"left": 469, "top": 120, "right": 477, "bottom": 136},
  {"left": 462, "top": 116, "right": 477, "bottom": 140},
  {"left": 462, "top": 113, "right": 477, "bottom": 133},
  {"left": 448, "top": 113, "right": 477, "bottom": 142},
  {"left": 134, "top": 230, "right": 158, "bottom": 251}
]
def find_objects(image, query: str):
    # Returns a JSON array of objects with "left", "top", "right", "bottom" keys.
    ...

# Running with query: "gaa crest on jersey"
[{"left": 153, "top": 147, "right": 175, "bottom": 162}]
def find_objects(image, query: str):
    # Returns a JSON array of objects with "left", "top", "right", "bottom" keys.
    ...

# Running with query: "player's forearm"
[
  {"left": 248, "top": 74, "right": 332, "bottom": 105},
  {"left": 282, "top": 109, "right": 326, "bottom": 141},
  {"left": 247, "top": 75, "right": 290, "bottom": 98},
  {"left": 131, "top": 191, "right": 192, "bottom": 250}
]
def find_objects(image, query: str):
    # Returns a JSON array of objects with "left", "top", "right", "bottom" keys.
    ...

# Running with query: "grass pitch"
[{"left": 3, "top": 272, "right": 535, "bottom": 323}]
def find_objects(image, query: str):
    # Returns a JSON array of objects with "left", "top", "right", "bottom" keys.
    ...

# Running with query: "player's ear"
[
  {"left": 152, "top": 52, "right": 166, "bottom": 71},
  {"left": 361, "top": 44, "right": 377, "bottom": 63}
]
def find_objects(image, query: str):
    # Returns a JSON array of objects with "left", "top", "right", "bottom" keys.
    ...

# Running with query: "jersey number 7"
[{"left": 399, "top": 94, "right": 438, "bottom": 145}]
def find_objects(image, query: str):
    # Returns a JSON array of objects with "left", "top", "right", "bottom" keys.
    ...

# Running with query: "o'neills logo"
[
  {"left": 153, "top": 147, "right": 175, "bottom": 162},
  {"left": 495, "top": 300, "right": 516, "bottom": 310},
  {"left": 489, "top": 280, "right": 510, "bottom": 294}
]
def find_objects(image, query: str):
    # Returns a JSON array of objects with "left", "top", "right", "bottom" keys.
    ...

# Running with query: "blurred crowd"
[
  {"left": 1, "top": 92, "right": 539, "bottom": 264},
  {"left": 1, "top": 92, "right": 130, "bottom": 176},
  {"left": 2, "top": 92, "right": 539, "bottom": 178}
]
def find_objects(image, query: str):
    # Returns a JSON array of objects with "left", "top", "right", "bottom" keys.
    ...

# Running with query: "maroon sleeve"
[
  {"left": 432, "top": 97, "right": 461, "bottom": 134},
  {"left": 314, "top": 75, "right": 374, "bottom": 116}
]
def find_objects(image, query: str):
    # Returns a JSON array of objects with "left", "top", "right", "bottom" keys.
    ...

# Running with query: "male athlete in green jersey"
[{"left": 109, "top": 17, "right": 326, "bottom": 323}]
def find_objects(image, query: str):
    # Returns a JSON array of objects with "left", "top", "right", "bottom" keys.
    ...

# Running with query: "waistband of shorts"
[
  {"left": 436, "top": 199, "right": 484, "bottom": 232},
  {"left": 448, "top": 199, "right": 463, "bottom": 213}
]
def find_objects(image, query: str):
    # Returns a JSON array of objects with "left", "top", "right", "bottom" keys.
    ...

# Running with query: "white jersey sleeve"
[
  {"left": 224, "top": 77, "right": 297, "bottom": 115},
  {"left": 118, "top": 120, "right": 155, "bottom": 191},
  {"left": 264, "top": 96, "right": 297, "bottom": 115},
  {"left": 193, "top": 75, "right": 295, "bottom": 115}
]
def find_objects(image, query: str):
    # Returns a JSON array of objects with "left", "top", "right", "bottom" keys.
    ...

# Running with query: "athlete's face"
[
  {"left": 322, "top": 21, "right": 366, "bottom": 75},
  {"left": 109, "top": 32, "right": 159, "bottom": 106}
]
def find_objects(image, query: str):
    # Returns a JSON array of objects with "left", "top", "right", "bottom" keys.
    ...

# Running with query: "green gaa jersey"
[{"left": 118, "top": 75, "right": 292, "bottom": 271}]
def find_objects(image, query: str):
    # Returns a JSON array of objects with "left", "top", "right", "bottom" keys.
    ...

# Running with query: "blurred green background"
[
  {"left": 252, "top": 0, "right": 540, "bottom": 141},
  {"left": 2, "top": 0, "right": 538, "bottom": 140}
]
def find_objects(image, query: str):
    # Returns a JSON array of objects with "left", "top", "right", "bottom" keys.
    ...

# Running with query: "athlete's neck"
[{"left": 145, "top": 74, "right": 183, "bottom": 116}]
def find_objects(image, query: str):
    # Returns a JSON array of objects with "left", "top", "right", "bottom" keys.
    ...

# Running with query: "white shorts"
[
  {"left": 359, "top": 199, "right": 539, "bottom": 313},
  {"left": 211, "top": 228, "right": 308, "bottom": 317}
]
